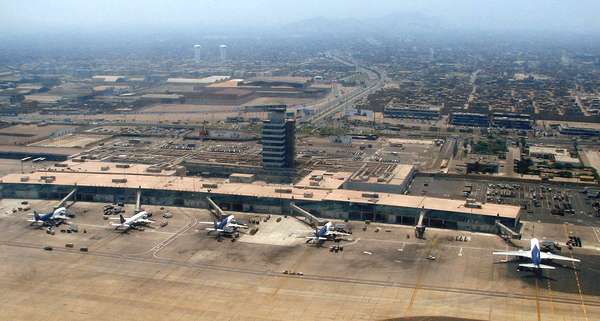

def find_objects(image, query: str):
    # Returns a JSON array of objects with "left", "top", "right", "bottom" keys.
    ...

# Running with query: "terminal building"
[
  {"left": 384, "top": 105, "right": 441, "bottom": 120},
  {"left": 262, "top": 106, "right": 295, "bottom": 169},
  {"left": 0, "top": 163, "right": 521, "bottom": 234}
]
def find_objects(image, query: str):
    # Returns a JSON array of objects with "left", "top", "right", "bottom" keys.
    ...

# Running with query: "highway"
[{"left": 300, "top": 54, "right": 385, "bottom": 127}]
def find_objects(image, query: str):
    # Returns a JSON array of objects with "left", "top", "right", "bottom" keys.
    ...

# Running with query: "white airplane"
[
  {"left": 306, "top": 221, "right": 351, "bottom": 244},
  {"left": 110, "top": 211, "right": 154, "bottom": 231},
  {"left": 199, "top": 215, "right": 248, "bottom": 238},
  {"left": 28, "top": 207, "right": 69, "bottom": 226},
  {"left": 493, "top": 238, "right": 580, "bottom": 270}
]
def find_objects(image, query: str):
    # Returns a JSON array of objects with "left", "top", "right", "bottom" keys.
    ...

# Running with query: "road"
[
  {"left": 300, "top": 54, "right": 385, "bottom": 127},
  {"left": 464, "top": 69, "right": 481, "bottom": 110}
]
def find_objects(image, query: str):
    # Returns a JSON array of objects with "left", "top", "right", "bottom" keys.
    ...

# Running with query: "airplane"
[
  {"left": 28, "top": 207, "right": 69, "bottom": 227},
  {"left": 306, "top": 221, "right": 351, "bottom": 245},
  {"left": 493, "top": 238, "right": 580, "bottom": 270},
  {"left": 200, "top": 215, "right": 248, "bottom": 238},
  {"left": 110, "top": 211, "right": 154, "bottom": 231}
]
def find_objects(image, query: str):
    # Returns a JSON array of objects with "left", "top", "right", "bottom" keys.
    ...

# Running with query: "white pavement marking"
[
  {"left": 398, "top": 242, "right": 406, "bottom": 252},
  {"left": 359, "top": 237, "right": 488, "bottom": 251},
  {"left": 342, "top": 238, "right": 361, "bottom": 247},
  {"left": 592, "top": 227, "right": 600, "bottom": 243},
  {"left": 74, "top": 222, "right": 176, "bottom": 235},
  {"left": 458, "top": 247, "right": 463, "bottom": 257}
]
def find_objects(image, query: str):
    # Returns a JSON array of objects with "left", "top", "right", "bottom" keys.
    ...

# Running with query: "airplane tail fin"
[
  {"left": 519, "top": 263, "right": 556, "bottom": 270},
  {"left": 119, "top": 214, "right": 125, "bottom": 224}
]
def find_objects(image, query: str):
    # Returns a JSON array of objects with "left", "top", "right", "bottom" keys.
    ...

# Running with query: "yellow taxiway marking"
[
  {"left": 563, "top": 224, "right": 589, "bottom": 321},
  {"left": 535, "top": 278, "right": 542, "bottom": 321},
  {"left": 403, "top": 236, "right": 437, "bottom": 316}
]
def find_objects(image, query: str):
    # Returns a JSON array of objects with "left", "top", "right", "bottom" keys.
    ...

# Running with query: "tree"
[{"left": 516, "top": 158, "right": 533, "bottom": 174}]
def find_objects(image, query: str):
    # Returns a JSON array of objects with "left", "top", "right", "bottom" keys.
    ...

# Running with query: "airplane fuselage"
[{"left": 531, "top": 239, "right": 542, "bottom": 267}]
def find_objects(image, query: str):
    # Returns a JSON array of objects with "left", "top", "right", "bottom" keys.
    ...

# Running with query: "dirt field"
[
  {"left": 1, "top": 200, "right": 599, "bottom": 321},
  {"left": 582, "top": 149, "right": 600, "bottom": 174},
  {"left": 139, "top": 104, "right": 242, "bottom": 113},
  {"left": 13, "top": 111, "right": 267, "bottom": 124},
  {"left": 243, "top": 96, "right": 323, "bottom": 107}
]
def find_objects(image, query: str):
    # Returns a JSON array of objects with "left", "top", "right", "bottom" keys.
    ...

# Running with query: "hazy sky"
[{"left": 2, "top": 0, "right": 600, "bottom": 34}]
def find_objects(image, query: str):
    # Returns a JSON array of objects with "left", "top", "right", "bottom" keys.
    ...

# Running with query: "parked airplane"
[
  {"left": 200, "top": 215, "right": 248, "bottom": 238},
  {"left": 493, "top": 238, "right": 580, "bottom": 270},
  {"left": 110, "top": 211, "right": 154, "bottom": 231},
  {"left": 28, "top": 207, "right": 69, "bottom": 226},
  {"left": 306, "top": 221, "right": 350, "bottom": 245}
]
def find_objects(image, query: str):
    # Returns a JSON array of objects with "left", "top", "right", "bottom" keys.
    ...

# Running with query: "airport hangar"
[{"left": 0, "top": 169, "right": 520, "bottom": 233}]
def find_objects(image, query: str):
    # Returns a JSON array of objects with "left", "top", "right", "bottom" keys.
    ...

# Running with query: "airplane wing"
[
  {"left": 306, "top": 236, "right": 327, "bottom": 240},
  {"left": 493, "top": 250, "right": 532, "bottom": 259},
  {"left": 110, "top": 223, "right": 126, "bottom": 227},
  {"left": 540, "top": 252, "right": 580, "bottom": 262},
  {"left": 198, "top": 221, "right": 215, "bottom": 225},
  {"left": 53, "top": 215, "right": 69, "bottom": 220},
  {"left": 519, "top": 263, "right": 556, "bottom": 270},
  {"left": 136, "top": 219, "right": 154, "bottom": 224},
  {"left": 227, "top": 223, "right": 248, "bottom": 229},
  {"left": 328, "top": 231, "right": 350, "bottom": 236}
]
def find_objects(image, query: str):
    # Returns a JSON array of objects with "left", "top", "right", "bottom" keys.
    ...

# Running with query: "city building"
[
  {"left": 384, "top": 105, "right": 441, "bottom": 120},
  {"left": 462, "top": 155, "right": 500, "bottom": 174},
  {"left": 241, "top": 77, "right": 312, "bottom": 89},
  {"left": 262, "top": 105, "right": 295, "bottom": 169},
  {"left": 92, "top": 75, "right": 127, "bottom": 83},
  {"left": 166, "top": 76, "right": 230, "bottom": 86},
  {"left": 193, "top": 44, "right": 202, "bottom": 63},
  {"left": 491, "top": 112, "right": 532, "bottom": 129},
  {"left": 559, "top": 125, "right": 600, "bottom": 137},
  {"left": 140, "top": 94, "right": 185, "bottom": 104},
  {"left": 450, "top": 112, "right": 490, "bottom": 127},
  {"left": 528, "top": 146, "right": 580, "bottom": 165},
  {"left": 219, "top": 44, "right": 228, "bottom": 62}
]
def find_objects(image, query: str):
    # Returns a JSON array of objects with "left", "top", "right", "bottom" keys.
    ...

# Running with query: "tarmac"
[{"left": 1, "top": 199, "right": 600, "bottom": 321}]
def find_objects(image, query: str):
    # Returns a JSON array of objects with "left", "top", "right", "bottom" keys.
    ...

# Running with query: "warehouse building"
[
  {"left": 450, "top": 112, "right": 490, "bottom": 127},
  {"left": 384, "top": 105, "right": 441, "bottom": 120},
  {"left": 559, "top": 125, "right": 600, "bottom": 137},
  {"left": 491, "top": 112, "right": 533, "bottom": 129}
]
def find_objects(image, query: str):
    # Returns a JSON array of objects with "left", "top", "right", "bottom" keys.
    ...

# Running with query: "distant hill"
[{"left": 280, "top": 13, "right": 448, "bottom": 37}]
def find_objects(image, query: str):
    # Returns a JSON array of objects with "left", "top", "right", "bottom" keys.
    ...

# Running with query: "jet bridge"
[
  {"left": 56, "top": 188, "right": 77, "bottom": 209},
  {"left": 135, "top": 188, "right": 142, "bottom": 213},
  {"left": 206, "top": 196, "right": 225, "bottom": 219},
  {"left": 415, "top": 207, "right": 427, "bottom": 239},
  {"left": 290, "top": 202, "right": 326, "bottom": 227},
  {"left": 495, "top": 220, "right": 521, "bottom": 239}
]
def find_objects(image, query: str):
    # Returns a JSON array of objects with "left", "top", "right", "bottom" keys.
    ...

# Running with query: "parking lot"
[{"left": 408, "top": 176, "right": 600, "bottom": 226}]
